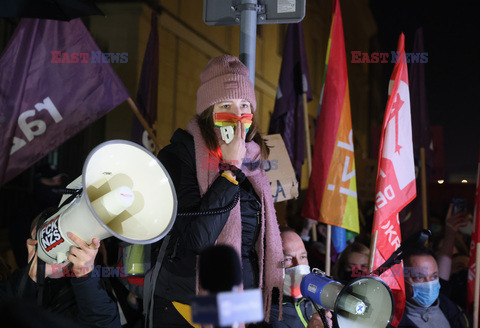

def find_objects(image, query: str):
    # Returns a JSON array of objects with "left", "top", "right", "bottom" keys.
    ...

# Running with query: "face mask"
[
  {"left": 409, "top": 278, "right": 441, "bottom": 307},
  {"left": 214, "top": 113, "right": 253, "bottom": 133},
  {"left": 283, "top": 264, "right": 310, "bottom": 298}
]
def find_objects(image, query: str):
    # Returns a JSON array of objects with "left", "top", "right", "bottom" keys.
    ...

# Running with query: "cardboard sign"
[{"left": 264, "top": 134, "right": 299, "bottom": 202}]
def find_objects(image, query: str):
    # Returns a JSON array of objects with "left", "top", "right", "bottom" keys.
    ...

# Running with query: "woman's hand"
[{"left": 220, "top": 122, "right": 246, "bottom": 167}]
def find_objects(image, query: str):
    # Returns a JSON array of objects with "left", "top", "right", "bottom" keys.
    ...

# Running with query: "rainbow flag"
[{"left": 302, "top": 0, "right": 359, "bottom": 237}]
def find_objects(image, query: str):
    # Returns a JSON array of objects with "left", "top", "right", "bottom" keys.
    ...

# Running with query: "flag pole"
[
  {"left": 127, "top": 97, "right": 161, "bottom": 151},
  {"left": 303, "top": 94, "right": 312, "bottom": 174},
  {"left": 420, "top": 147, "right": 428, "bottom": 229},
  {"left": 475, "top": 243, "right": 480, "bottom": 328},
  {"left": 368, "top": 231, "right": 378, "bottom": 272},
  {"left": 303, "top": 93, "right": 318, "bottom": 242},
  {"left": 326, "top": 225, "right": 332, "bottom": 275}
]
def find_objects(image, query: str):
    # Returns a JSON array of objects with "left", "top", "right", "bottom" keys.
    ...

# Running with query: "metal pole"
[
  {"left": 239, "top": 0, "right": 257, "bottom": 86},
  {"left": 420, "top": 147, "right": 429, "bottom": 229},
  {"left": 475, "top": 243, "right": 480, "bottom": 328},
  {"left": 326, "top": 225, "right": 331, "bottom": 275},
  {"left": 368, "top": 231, "right": 378, "bottom": 272}
]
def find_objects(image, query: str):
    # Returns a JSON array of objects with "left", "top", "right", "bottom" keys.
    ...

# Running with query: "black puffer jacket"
[{"left": 154, "top": 129, "right": 261, "bottom": 304}]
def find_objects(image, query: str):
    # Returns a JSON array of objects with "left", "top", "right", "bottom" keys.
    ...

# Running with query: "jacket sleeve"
[
  {"left": 158, "top": 142, "right": 239, "bottom": 254},
  {"left": 0, "top": 267, "right": 38, "bottom": 302},
  {"left": 70, "top": 275, "right": 121, "bottom": 328},
  {"left": 438, "top": 293, "right": 472, "bottom": 328}
]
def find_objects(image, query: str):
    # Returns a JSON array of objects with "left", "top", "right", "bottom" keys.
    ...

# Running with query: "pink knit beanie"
[{"left": 196, "top": 54, "right": 256, "bottom": 114}]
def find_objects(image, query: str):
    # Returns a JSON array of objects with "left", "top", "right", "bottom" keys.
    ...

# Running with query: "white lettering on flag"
[
  {"left": 10, "top": 97, "right": 63, "bottom": 155},
  {"left": 381, "top": 81, "right": 415, "bottom": 190},
  {"left": 337, "top": 130, "right": 354, "bottom": 152},
  {"left": 339, "top": 187, "right": 357, "bottom": 198},
  {"left": 341, "top": 156, "right": 355, "bottom": 182},
  {"left": 380, "top": 220, "right": 401, "bottom": 248}
]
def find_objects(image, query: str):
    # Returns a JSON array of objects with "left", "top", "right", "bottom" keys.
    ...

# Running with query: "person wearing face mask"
[
  {"left": 259, "top": 227, "right": 332, "bottom": 328},
  {"left": 397, "top": 247, "right": 471, "bottom": 328},
  {"left": 147, "top": 54, "right": 284, "bottom": 328}
]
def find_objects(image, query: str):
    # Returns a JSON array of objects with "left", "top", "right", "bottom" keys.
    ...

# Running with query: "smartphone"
[
  {"left": 452, "top": 198, "right": 467, "bottom": 214},
  {"left": 220, "top": 126, "right": 235, "bottom": 144}
]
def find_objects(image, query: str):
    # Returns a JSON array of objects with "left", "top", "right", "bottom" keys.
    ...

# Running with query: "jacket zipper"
[
  {"left": 250, "top": 200, "right": 262, "bottom": 287},
  {"left": 253, "top": 199, "right": 262, "bottom": 247}
]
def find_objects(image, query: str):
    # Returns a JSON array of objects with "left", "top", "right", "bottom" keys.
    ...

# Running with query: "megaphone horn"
[
  {"left": 300, "top": 269, "right": 394, "bottom": 328},
  {"left": 36, "top": 140, "right": 177, "bottom": 264}
]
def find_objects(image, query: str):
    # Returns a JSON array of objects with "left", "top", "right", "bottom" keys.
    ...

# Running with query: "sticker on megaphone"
[
  {"left": 300, "top": 270, "right": 366, "bottom": 315},
  {"left": 35, "top": 140, "right": 178, "bottom": 264}
]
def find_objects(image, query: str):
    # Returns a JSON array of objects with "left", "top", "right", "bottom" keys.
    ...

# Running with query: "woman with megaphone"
[{"left": 148, "top": 55, "right": 284, "bottom": 328}]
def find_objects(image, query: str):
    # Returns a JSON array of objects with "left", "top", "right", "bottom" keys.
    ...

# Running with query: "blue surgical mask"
[{"left": 409, "top": 279, "right": 441, "bottom": 307}]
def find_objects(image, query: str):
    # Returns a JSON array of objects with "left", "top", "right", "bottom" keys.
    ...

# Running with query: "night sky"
[{"left": 370, "top": 0, "right": 480, "bottom": 181}]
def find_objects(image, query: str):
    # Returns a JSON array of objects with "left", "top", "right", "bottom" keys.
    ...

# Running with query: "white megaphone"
[
  {"left": 300, "top": 269, "right": 394, "bottom": 328},
  {"left": 35, "top": 140, "right": 177, "bottom": 264}
]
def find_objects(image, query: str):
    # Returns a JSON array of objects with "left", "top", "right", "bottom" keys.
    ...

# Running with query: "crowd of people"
[{"left": 0, "top": 54, "right": 475, "bottom": 328}]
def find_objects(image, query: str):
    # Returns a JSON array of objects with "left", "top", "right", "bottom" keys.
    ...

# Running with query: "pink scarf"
[{"left": 186, "top": 118, "right": 284, "bottom": 321}]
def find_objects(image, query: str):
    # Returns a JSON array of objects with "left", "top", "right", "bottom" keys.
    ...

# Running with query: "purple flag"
[
  {"left": 268, "top": 23, "right": 312, "bottom": 182},
  {"left": 410, "top": 28, "right": 432, "bottom": 163},
  {"left": 0, "top": 18, "right": 130, "bottom": 185},
  {"left": 131, "top": 11, "right": 159, "bottom": 153},
  {"left": 399, "top": 27, "right": 432, "bottom": 238}
]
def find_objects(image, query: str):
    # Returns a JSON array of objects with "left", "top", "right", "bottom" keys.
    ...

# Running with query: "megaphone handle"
[
  {"left": 371, "top": 229, "right": 432, "bottom": 276},
  {"left": 309, "top": 297, "right": 330, "bottom": 328},
  {"left": 57, "top": 188, "right": 83, "bottom": 209},
  {"left": 370, "top": 248, "right": 402, "bottom": 276}
]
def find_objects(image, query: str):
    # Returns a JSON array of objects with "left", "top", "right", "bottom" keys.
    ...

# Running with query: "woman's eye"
[
  {"left": 241, "top": 103, "right": 249, "bottom": 108},
  {"left": 222, "top": 104, "right": 230, "bottom": 109}
]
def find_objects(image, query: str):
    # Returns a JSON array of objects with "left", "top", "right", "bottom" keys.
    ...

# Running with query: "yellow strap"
[
  {"left": 221, "top": 172, "right": 239, "bottom": 185},
  {"left": 294, "top": 299, "right": 309, "bottom": 327},
  {"left": 172, "top": 302, "right": 200, "bottom": 328}
]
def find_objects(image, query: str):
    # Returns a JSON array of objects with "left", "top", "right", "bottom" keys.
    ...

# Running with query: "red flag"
[
  {"left": 371, "top": 33, "right": 416, "bottom": 327},
  {"left": 467, "top": 152, "right": 480, "bottom": 313}
]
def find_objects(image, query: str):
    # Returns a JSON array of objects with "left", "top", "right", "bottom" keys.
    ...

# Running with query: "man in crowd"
[
  {"left": 398, "top": 247, "right": 471, "bottom": 328},
  {"left": 266, "top": 227, "right": 332, "bottom": 328}
]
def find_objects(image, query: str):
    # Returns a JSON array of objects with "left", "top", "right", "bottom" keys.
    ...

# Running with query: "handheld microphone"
[
  {"left": 199, "top": 245, "right": 242, "bottom": 293},
  {"left": 191, "top": 245, "right": 264, "bottom": 327}
]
